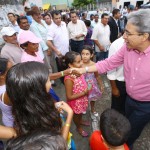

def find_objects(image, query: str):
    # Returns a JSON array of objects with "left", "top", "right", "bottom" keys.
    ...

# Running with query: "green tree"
[{"left": 72, "top": 0, "right": 95, "bottom": 7}]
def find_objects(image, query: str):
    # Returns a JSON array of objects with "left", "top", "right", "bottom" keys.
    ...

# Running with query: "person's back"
[{"left": 90, "top": 109, "right": 131, "bottom": 150}]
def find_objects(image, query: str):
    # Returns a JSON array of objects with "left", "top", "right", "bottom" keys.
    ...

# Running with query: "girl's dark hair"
[
  {"left": 0, "top": 58, "right": 9, "bottom": 76},
  {"left": 6, "top": 129, "right": 67, "bottom": 150},
  {"left": 6, "top": 62, "right": 62, "bottom": 135},
  {"left": 82, "top": 45, "right": 94, "bottom": 55},
  {"left": 61, "top": 51, "right": 80, "bottom": 70},
  {"left": 20, "top": 42, "right": 29, "bottom": 50}
]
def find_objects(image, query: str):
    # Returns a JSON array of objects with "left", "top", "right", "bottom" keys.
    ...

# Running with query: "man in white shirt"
[
  {"left": 67, "top": 11, "right": 87, "bottom": 53},
  {"left": 107, "top": 36, "right": 126, "bottom": 115},
  {"left": 91, "top": 13, "right": 110, "bottom": 61},
  {"left": 91, "top": 14, "right": 101, "bottom": 28},
  {"left": 47, "top": 10, "right": 69, "bottom": 83},
  {"left": 7, "top": 13, "right": 20, "bottom": 33}
]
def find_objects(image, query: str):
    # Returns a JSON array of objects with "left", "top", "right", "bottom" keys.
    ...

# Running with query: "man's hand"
[
  {"left": 56, "top": 50, "right": 62, "bottom": 57},
  {"left": 112, "top": 87, "right": 120, "bottom": 97},
  {"left": 47, "top": 49, "right": 52, "bottom": 56},
  {"left": 99, "top": 45, "right": 105, "bottom": 51}
]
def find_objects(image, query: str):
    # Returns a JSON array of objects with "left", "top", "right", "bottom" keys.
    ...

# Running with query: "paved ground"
[{"left": 54, "top": 75, "right": 150, "bottom": 150}]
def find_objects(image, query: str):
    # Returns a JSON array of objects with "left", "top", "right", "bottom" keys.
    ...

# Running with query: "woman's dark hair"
[
  {"left": 5, "top": 129, "right": 67, "bottom": 150},
  {"left": 61, "top": 51, "right": 80, "bottom": 70},
  {"left": 6, "top": 62, "right": 62, "bottom": 135},
  {"left": 100, "top": 109, "right": 131, "bottom": 146},
  {"left": 82, "top": 45, "right": 94, "bottom": 55},
  {"left": 0, "top": 58, "right": 9, "bottom": 76}
]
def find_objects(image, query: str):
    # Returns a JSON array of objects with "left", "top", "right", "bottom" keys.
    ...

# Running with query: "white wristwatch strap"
[{"left": 85, "top": 67, "right": 89, "bottom": 73}]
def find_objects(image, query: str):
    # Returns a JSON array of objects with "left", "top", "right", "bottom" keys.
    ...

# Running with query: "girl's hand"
[
  {"left": 71, "top": 68, "right": 86, "bottom": 75},
  {"left": 100, "top": 84, "right": 104, "bottom": 93},
  {"left": 84, "top": 85, "right": 92, "bottom": 95},
  {"left": 55, "top": 101, "right": 73, "bottom": 115}
]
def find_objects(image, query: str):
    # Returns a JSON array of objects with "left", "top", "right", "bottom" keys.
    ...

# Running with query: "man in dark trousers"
[{"left": 108, "top": 9, "right": 121, "bottom": 43}]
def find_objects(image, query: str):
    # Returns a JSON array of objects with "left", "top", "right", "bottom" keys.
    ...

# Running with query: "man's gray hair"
[{"left": 128, "top": 9, "right": 150, "bottom": 40}]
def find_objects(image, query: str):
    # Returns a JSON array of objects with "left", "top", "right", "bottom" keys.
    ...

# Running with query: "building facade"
[
  {"left": 112, "top": 0, "right": 149, "bottom": 8},
  {"left": 43, "top": 0, "right": 73, "bottom": 9}
]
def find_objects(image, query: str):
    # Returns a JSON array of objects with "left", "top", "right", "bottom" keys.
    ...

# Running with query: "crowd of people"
[{"left": 0, "top": 4, "right": 149, "bottom": 150}]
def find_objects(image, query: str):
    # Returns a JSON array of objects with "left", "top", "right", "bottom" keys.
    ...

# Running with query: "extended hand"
[{"left": 112, "top": 87, "right": 120, "bottom": 97}]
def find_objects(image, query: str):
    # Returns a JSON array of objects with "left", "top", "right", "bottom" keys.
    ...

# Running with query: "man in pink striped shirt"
[{"left": 73, "top": 9, "right": 150, "bottom": 149}]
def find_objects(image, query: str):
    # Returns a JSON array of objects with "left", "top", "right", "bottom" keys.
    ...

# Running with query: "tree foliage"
[{"left": 72, "top": 0, "right": 95, "bottom": 7}]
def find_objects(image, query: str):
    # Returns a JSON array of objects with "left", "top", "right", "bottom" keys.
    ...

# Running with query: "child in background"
[
  {"left": 81, "top": 46, "right": 104, "bottom": 118},
  {"left": 18, "top": 30, "right": 44, "bottom": 63},
  {"left": 0, "top": 58, "right": 12, "bottom": 95},
  {"left": 90, "top": 109, "right": 131, "bottom": 150},
  {"left": 0, "top": 58, "right": 14, "bottom": 148},
  {"left": 84, "top": 20, "right": 93, "bottom": 47},
  {"left": 63, "top": 51, "right": 91, "bottom": 137},
  {"left": 0, "top": 58, "right": 14, "bottom": 127}
]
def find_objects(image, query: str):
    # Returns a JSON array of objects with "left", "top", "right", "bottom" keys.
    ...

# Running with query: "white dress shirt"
[
  {"left": 9, "top": 21, "right": 20, "bottom": 33},
  {"left": 91, "top": 22, "right": 110, "bottom": 52},
  {"left": 107, "top": 37, "right": 125, "bottom": 81},
  {"left": 47, "top": 21, "right": 69, "bottom": 56},
  {"left": 67, "top": 20, "right": 87, "bottom": 41}
]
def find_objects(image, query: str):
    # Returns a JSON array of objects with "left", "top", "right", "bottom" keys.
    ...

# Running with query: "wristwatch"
[{"left": 85, "top": 67, "right": 89, "bottom": 73}]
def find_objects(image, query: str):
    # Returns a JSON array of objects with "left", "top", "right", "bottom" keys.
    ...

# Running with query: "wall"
[{"left": 24, "top": 0, "right": 43, "bottom": 8}]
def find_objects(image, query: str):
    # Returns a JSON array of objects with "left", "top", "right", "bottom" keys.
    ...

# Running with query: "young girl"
[
  {"left": 63, "top": 51, "right": 91, "bottom": 137},
  {"left": 81, "top": 45, "right": 104, "bottom": 118},
  {"left": 0, "top": 58, "right": 14, "bottom": 127},
  {"left": 18, "top": 30, "right": 44, "bottom": 63}
]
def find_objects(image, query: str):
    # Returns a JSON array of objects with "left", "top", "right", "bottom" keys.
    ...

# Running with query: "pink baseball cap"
[{"left": 18, "top": 30, "right": 41, "bottom": 44}]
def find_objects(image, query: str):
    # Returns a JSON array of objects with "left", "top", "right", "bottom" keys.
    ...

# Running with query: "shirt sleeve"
[
  {"left": 81, "top": 21, "right": 87, "bottom": 36},
  {"left": 1, "top": 50, "right": 15, "bottom": 65},
  {"left": 67, "top": 24, "right": 71, "bottom": 39},
  {"left": 96, "top": 44, "right": 126, "bottom": 74},
  {"left": 91, "top": 26, "right": 98, "bottom": 40},
  {"left": 47, "top": 27, "right": 54, "bottom": 41},
  {"left": 30, "top": 25, "right": 48, "bottom": 51},
  {"left": 107, "top": 42, "right": 118, "bottom": 80}
]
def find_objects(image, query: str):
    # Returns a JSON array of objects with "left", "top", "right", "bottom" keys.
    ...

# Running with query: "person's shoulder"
[
  {"left": 1, "top": 44, "right": 11, "bottom": 53},
  {"left": 64, "top": 75, "right": 74, "bottom": 82}
]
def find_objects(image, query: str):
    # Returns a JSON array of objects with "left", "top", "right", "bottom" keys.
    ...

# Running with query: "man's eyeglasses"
[{"left": 124, "top": 30, "right": 143, "bottom": 37}]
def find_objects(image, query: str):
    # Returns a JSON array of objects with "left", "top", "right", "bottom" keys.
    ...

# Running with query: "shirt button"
[
  {"left": 135, "top": 68, "right": 138, "bottom": 70},
  {"left": 133, "top": 77, "right": 135, "bottom": 80},
  {"left": 130, "top": 86, "right": 132, "bottom": 88},
  {"left": 139, "top": 58, "right": 141, "bottom": 60},
  {"left": 146, "top": 54, "right": 148, "bottom": 56}
]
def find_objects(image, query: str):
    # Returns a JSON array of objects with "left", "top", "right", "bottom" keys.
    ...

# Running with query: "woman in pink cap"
[{"left": 18, "top": 30, "right": 44, "bottom": 63}]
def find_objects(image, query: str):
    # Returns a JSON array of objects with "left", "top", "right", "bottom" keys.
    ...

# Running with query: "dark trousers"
[
  {"left": 111, "top": 80, "right": 127, "bottom": 115},
  {"left": 95, "top": 51, "right": 108, "bottom": 62},
  {"left": 55, "top": 57, "right": 64, "bottom": 84},
  {"left": 70, "top": 39, "right": 84, "bottom": 53},
  {"left": 125, "top": 96, "right": 150, "bottom": 149}
]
